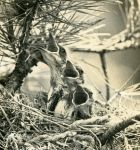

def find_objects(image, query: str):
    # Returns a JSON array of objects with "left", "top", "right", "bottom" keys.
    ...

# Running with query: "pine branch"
[
  {"left": 99, "top": 114, "right": 140, "bottom": 145},
  {"left": 71, "top": 0, "right": 140, "bottom": 53}
]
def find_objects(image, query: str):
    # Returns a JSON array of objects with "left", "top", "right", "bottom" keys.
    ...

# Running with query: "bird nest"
[{"left": 0, "top": 92, "right": 140, "bottom": 150}]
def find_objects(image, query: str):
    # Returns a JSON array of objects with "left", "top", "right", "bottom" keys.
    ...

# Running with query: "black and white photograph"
[{"left": 0, "top": 0, "right": 140, "bottom": 149}]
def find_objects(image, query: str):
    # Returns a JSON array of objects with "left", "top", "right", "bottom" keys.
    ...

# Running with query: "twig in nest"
[
  {"left": 5, "top": 133, "right": 22, "bottom": 150},
  {"left": 69, "top": 115, "right": 110, "bottom": 129},
  {"left": 27, "top": 131, "right": 77, "bottom": 143},
  {"left": 0, "top": 106, "right": 13, "bottom": 130}
]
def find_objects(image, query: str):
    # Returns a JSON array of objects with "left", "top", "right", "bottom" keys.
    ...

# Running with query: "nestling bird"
[
  {"left": 54, "top": 86, "right": 94, "bottom": 120},
  {"left": 71, "top": 85, "right": 93, "bottom": 120},
  {"left": 46, "top": 32, "right": 67, "bottom": 101}
]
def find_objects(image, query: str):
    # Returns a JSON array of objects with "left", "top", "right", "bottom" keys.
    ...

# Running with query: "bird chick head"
[
  {"left": 72, "top": 85, "right": 89, "bottom": 106},
  {"left": 47, "top": 32, "right": 67, "bottom": 64},
  {"left": 47, "top": 31, "right": 59, "bottom": 53},
  {"left": 63, "top": 60, "right": 79, "bottom": 78}
]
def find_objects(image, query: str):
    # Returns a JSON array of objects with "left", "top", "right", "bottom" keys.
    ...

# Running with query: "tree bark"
[{"left": 4, "top": 0, "right": 40, "bottom": 94}]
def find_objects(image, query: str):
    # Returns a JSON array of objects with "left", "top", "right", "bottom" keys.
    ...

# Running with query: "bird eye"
[{"left": 59, "top": 45, "right": 66, "bottom": 53}]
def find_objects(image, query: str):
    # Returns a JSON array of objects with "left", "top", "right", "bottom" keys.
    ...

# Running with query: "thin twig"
[{"left": 99, "top": 52, "right": 110, "bottom": 100}]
